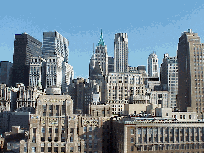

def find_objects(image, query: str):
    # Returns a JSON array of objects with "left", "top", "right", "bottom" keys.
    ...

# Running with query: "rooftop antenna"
[{"left": 93, "top": 43, "right": 94, "bottom": 55}]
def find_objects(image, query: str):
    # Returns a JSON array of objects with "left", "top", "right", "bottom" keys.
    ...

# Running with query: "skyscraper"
[
  {"left": 177, "top": 29, "right": 204, "bottom": 117},
  {"left": 89, "top": 29, "right": 108, "bottom": 78},
  {"left": 41, "top": 31, "right": 72, "bottom": 90},
  {"left": 160, "top": 53, "right": 178, "bottom": 108},
  {"left": 42, "top": 31, "right": 69, "bottom": 63},
  {"left": 147, "top": 52, "right": 159, "bottom": 77},
  {"left": 12, "top": 33, "right": 42, "bottom": 87},
  {"left": 114, "top": 33, "right": 128, "bottom": 72},
  {"left": 89, "top": 30, "right": 108, "bottom": 103}
]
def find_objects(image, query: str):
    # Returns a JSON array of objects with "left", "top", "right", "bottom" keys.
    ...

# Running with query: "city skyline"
[{"left": 1, "top": 1, "right": 204, "bottom": 78}]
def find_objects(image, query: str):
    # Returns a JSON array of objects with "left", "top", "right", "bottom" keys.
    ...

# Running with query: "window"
[
  {"left": 32, "top": 147, "right": 36, "bottom": 152},
  {"left": 49, "top": 128, "right": 52, "bottom": 133},
  {"left": 130, "top": 129, "right": 134, "bottom": 135},
  {"left": 84, "top": 127, "right": 87, "bottom": 132},
  {"left": 55, "top": 128, "right": 58, "bottom": 133},
  {"left": 89, "top": 127, "right": 92, "bottom": 132},
  {"left": 131, "top": 146, "right": 134, "bottom": 151},
  {"left": 89, "top": 135, "right": 92, "bottom": 140},
  {"left": 48, "top": 147, "right": 51, "bottom": 152},
  {"left": 70, "top": 137, "right": 73, "bottom": 142},
  {"left": 33, "top": 128, "right": 36, "bottom": 133},
  {"left": 32, "top": 136, "right": 36, "bottom": 143},
  {"left": 89, "top": 143, "right": 92, "bottom": 148},
  {"left": 70, "top": 128, "right": 74, "bottom": 133},
  {"left": 70, "top": 147, "right": 74, "bottom": 152},
  {"left": 131, "top": 137, "right": 134, "bottom": 143},
  {"left": 54, "top": 147, "right": 58, "bottom": 152},
  {"left": 158, "top": 94, "right": 162, "bottom": 98}
]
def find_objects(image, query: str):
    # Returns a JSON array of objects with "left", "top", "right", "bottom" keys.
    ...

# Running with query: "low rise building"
[{"left": 111, "top": 117, "right": 204, "bottom": 153}]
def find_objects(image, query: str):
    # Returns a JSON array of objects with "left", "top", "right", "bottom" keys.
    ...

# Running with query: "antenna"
[{"left": 93, "top": 43, "right": 94, "bottom": 54}]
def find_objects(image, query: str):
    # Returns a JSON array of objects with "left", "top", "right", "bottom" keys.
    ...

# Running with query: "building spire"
[{"left": 98, "top": 29, "right": 105, "bottom": 46}]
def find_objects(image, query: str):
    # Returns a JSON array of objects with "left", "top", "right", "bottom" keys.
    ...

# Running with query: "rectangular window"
[
  {"left": 84, "top": 127, "right": 87, "bottom": 132},
  {"left": 49, "top": 128, "right": 52, "bottom": 133},
  {"left": 89, "top": 127, "right": 92, "bottom": 132},
  {"left": 32, "top": 147, "right": 36, "bottom": 152},
  {"left": 131, "top": 137, "right": 134, "bottom": 143},
  {"left": 131, "top": 129, "right": 134, "bottom": 135},
  {"left": 55, "top": 128, "right": 58, "bottom": 133},
  {"left": 131, "top": 146, "right": 134, "bottom": 151},
  {"left": 33, "top": 128, "right": 36, "bottom": 133}
]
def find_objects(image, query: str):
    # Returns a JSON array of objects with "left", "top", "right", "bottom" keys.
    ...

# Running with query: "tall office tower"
[
  {"left": 114, "top": 33, "right": 128, "bottom": 72},
  {"left": 0, "top": 61, "right": 13, "bottom": 86},
  {"left": 177, "top": 29, "right": 204, "bottom": 117},
  {"left": 42, "top": 31, "right": 69, "bottom": 63},
  {"left": 89, "top": 30, "right": 108, "bottom": 78},
  {"left": 89, "top": 30, "right": 108, "bottom": 103},
  {"left": 147, "top": 52, "right": 159, "bottom": 77},
  {"left": 160, "top": 54, "right": 178, "bottom": 108},
  {"left": 12, "top": 33, "right": 42, "bottom": 87},
  {"left": 42, "top": 31, "right": 73, "bottom": 90}
]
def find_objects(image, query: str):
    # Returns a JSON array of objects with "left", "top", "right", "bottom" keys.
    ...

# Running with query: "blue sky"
[{"left": 1, "top": 1, "right": 204, "bottom": 78}]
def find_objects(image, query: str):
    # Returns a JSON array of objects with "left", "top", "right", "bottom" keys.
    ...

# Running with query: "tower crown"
[{"left": 98, "top": 29, "right": 105, "bottom": 46}]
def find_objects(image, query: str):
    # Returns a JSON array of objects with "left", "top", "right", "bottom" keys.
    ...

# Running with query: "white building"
[
  {"left": 42, "top": 31, "right": 69, "bottom": 63},
  {"left": 29, "top": 57, "right": 42, "bottom": 88},
  {"left": 160, "top": 53, "right": 178, "bottom": 108},
  {"left": 106, "top": 72, "right": 149, "bottom": 115},
  {"left": 147, "top": 52, "right": 159, "bottom": 77},
  {"left": 41, "top": 31, "right": 73, "bottom": 91},
  {"left": 114, "top": 33, "right": 128, "bottom": 73}
]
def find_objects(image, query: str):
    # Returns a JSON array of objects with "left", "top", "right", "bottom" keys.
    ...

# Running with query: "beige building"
[
  {"left": 106, "top": 72, "right": 147, "bottom": 115},
  {"left": 124, "top": 103, "right": 149, "bottom": 116},
  {"left": 90, "top": 104, "right": 111, "bottom": 117},
  {"left": 15, "top": 84, "right": 44, "bottom": 113},
  {"left": 112, "top": 117, "right": 204, "bottom": 153},
  {"left": 20, "top": 92, "right": 84, "bottom": 153},
  {"left": 19, "top": 88, "right": 112, "bottom": 153},
  {"left": 78, "top": 116, "right": 111, "bottom": 153},
  {"left": 155, "top": 107, "right": 198, "bottom": 121},
  {"left": 150, "top": 91, "right": 169, "bottom": 108}
]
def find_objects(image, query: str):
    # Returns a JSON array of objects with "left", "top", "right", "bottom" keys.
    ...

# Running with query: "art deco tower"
[
  {"left": 114, "top": 33, "right": 128, "bottom": 72},
  {"left": 89, "top": 29, "right": 108, "bottom": 79},
  {"left": 177, "top": 29, "right": 204, "bottom": 117},
  {"left": 89, "top": 30, "right": 108, "bottom": 104}
]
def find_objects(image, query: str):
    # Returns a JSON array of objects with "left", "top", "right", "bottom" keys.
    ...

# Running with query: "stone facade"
[
  {"left": 112, "top": 117, "right": 204, "bottom": 153},
  {"left": 20, "top": 94, "right": 84, "bottom": 153}
]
